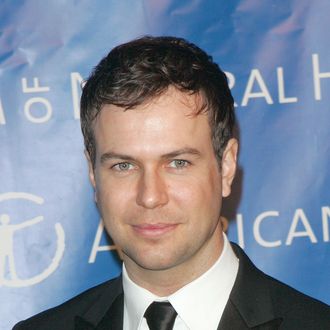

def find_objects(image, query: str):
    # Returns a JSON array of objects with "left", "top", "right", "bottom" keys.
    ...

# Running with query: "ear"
[
  {"left": 221, "top": 138, "right": 238, "bottom": 197},
  {"left": 85, "top": 150, "right": 97, "bottom": 202}
]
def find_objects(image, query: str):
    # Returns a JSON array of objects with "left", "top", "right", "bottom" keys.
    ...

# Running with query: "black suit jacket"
[{"left": 13, "top": 243, "right": 330, "bottom": 329}]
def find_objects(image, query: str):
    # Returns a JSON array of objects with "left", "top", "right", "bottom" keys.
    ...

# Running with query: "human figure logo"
[{"left": 0, "top": 192, "right": 65, "bottom": 287}]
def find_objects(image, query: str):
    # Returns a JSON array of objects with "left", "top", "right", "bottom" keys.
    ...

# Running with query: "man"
[{"left": 14, "top": 36, "right": 329, "bottom": 329}]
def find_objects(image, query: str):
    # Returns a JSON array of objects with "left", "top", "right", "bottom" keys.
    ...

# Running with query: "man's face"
[{"left": 88, "top": 87, "right": 237, "bottom": 285}]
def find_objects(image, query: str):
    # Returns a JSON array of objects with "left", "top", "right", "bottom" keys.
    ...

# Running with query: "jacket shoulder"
[
  {"left": 230, "top": 243, "right": 330, "bottom": 328},
  {"left": 266, "top": 272, "right": 330, "bottom": 328},
  {"left": 13, "top": 276, "right": 122, "bottom": 330}
]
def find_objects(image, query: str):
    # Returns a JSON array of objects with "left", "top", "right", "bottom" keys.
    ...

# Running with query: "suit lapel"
[
  {"left": 253, "top": 318, "right": 283, "bottom": 330},
  {"left": 74, "top": 294, "right": 123, "bottom": 330},
  {"left": 218, "top": 300, "right": 282, "bottom": 330},
  {"left": 218, "top": 300, "right": 249, "bottom": 329},
  {"left": 96, "top": 293, "right": 124, "bottom": 330},
  {"left": 74, "top": 276, "right": 124, "bottom": 330},
  {"left": 217, "top": 244, "right": 283, "bottom": 330},
  {"left": 74, "top": 316, "right": 96, "bottom": 330}
]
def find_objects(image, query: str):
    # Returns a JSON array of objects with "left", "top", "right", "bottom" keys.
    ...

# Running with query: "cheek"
[
  {"left": 95, "top": 178, "right": 133, "bottom": 217},
  {"left": 96, "top": 187, "right": 131, "bottom": 241},
  {"left": 170, "top": 174, "right": 221, "bottom": 210},
  {"left": 101, "top": 191, "right": 131, "bottom": 212}
]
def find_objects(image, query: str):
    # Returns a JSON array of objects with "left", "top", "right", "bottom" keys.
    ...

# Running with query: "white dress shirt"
[{"left": 122, "top": 234, "right": 239, "bottom": 330}]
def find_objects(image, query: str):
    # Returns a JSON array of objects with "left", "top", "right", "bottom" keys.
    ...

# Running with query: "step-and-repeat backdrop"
[{"left": 1, "top": 1, "right": 329, "bottom": 328}]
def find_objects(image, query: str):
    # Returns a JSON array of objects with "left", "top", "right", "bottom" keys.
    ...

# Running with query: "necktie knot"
[{"left": 144, "top": 301, "right": 178, "bottom": 330}]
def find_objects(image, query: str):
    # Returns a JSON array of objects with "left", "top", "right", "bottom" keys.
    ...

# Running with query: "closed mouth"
[{"left": 131, "top": 223, "right": 178, "bottom": 238}]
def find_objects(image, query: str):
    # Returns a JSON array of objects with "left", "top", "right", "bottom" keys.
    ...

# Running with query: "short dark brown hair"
[{"left": 80, "top": 36, "right": 235, "bottom": 165}]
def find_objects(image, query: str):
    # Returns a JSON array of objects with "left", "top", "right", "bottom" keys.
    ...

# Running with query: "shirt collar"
[
  {"left": 122, "top": 264, "right": 162, "bottom": 329},
  {"left": 122, "top": 233, "right": 239, "bottom": 330}
]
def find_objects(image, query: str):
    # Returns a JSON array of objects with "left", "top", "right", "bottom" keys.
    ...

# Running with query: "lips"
[{"left": 132, "top": 223, "right": 178, "bottom": 238}]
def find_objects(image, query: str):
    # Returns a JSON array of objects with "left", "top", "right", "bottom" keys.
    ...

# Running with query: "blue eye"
[
  {"left": 112, "top": 162, "right": 133, "bottom": 171},
  {"left": 169, "top": 160, "right": 189, "bottom": 168}
]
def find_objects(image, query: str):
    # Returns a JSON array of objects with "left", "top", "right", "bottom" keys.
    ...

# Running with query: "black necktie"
[{"left": 144, "top": 301, "right": 178, "bottom": 330}]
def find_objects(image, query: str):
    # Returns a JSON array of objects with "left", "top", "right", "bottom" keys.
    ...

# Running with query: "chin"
[{"left": 125, "top": 250, "right": 179, "bottom": 272}]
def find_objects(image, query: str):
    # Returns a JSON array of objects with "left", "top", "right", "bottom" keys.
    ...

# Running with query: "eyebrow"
[
  {"left": 160, "top": 147, "right": 201, "bottom": 160},
  {"left": 100, "top": 147, "right": 201, "bottom": 164},
  {"left": 100, "top": 152, "right": 135, "bottom": 164}
]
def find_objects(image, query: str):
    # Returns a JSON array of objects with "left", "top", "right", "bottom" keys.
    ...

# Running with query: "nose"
[{"left": 136, "top": 169, "right": 169, "bottom": 209}]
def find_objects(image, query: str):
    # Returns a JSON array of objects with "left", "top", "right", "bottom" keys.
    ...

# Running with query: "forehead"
[{"left": 92, "top": 87, "right": 212, "bottom": 155}]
